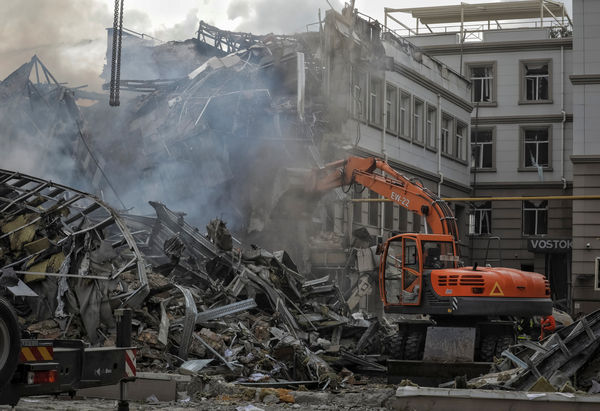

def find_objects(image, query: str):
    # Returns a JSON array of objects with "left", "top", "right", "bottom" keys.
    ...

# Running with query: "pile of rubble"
[
  {"left": 122, "top": 201, "right": 395, "bottom": 387},
  {"left": 0, "top": 169, "right": 393, "bottom": 389},
  {"left": 466, "top": 309, "right": 600, "bottom": 393}
]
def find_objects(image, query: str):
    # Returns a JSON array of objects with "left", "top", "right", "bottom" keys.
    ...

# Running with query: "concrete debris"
[
  {"left": 0, "top": 171, "right": 396, "bottom": 391},
  {"left": 468, "top": 309, "right": 600, "bottom": 392}
]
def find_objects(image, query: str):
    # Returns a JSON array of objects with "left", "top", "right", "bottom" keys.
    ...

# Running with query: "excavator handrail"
[{"left": 307, "top": 156, "right": 459, "bottom": 240}]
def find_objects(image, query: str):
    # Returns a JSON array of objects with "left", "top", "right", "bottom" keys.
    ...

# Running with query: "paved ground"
[{"left": 0, "top": 384, "right": 396, "bottom": 410}]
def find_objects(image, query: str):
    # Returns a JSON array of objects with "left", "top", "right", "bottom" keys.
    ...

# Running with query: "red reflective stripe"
[{"left": 125, "top": 349, "right": 136, "bottom": 377}]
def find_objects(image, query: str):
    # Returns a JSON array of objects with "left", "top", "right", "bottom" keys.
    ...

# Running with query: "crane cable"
[{"left": 109, "top": 0, "right": 124, "bottom": 106}]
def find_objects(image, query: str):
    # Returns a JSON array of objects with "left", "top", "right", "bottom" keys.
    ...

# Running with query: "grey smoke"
[
  {"left": 233, "top": 0, "right": 343, "bottom": 34},
  {"left": 0, "top": 0, "right": 112, "bottom": 92}
]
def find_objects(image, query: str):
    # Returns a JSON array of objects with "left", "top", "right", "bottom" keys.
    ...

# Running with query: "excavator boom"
[{"left": 307, "top": 157, "right": 458, "bottom": 239}]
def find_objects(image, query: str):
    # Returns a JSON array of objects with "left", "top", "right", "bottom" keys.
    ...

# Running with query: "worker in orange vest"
[{"left": 540, "top": 315, "right": 556, "bottom": 340}]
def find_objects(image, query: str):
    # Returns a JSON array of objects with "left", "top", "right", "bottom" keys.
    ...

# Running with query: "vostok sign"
[{"left": 528, "top": 238, "right": 572, "bottom": 253}]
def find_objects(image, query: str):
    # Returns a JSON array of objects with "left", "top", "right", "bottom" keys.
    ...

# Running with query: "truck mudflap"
[{"left": 0, "top": 338, "right": 136, "bottom": 406}]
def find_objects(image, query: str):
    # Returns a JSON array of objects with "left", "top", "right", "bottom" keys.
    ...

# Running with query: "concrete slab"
[
  {"left": 77, "top": 373, "right": 191, "bottom": 402},
  {"left": 388, "top": 386, "right": 600, "bottom": 411}
]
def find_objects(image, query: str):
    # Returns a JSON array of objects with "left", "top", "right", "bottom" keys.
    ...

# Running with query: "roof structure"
[{"left": 385, "top": 1, "right": 571, "bottom": 35}]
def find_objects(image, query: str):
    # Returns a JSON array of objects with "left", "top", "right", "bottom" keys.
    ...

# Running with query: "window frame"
[
  {"left": 472, "top": 201, "right": 492, "bottom": 236},
  {"left": 413, "top": 97, "right": 425, "bottom": 146},
  {"left": 519, "top": 125, "right": 553, "bottom": 172},
  {"left": 519, "top": 59, "right": 553, "bottom": 104},
  {"left": 351, "top": 67, "right": 367, "bottom": 122},
  {"left": 399, "top": 90, "right": 412, "bottom": 141},
  {"left": 368, "top": 189, "right": 380, "bottom": 227},
  {"left": 369, "top": 76, "right": 383, "bottom": 126},
  {"left": 455, "top": 120, "right": 468, "bottom": 163},
  {"left": 471, "top": 126, "right": 496, "bottom": 172},
  {"left": 385, "top": 83, "right": 398, "bottom": 135},
  {"left": 441, "top": 113, "right": 454, "bottom": 157},
  {"left": 466, "top": 61, "right": 497, "bottom": 106},
  {"left": 522, "top": 200, "right": 548, "bottom": 236},
  {"left": 353, "top": 185, "right": 363, "bottom": 223},
  {"left": 426, "top": 103, "right": 438, "bottom": 151}
]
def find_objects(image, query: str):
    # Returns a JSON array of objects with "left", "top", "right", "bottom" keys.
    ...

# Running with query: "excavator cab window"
[
  {"left": 401, "top": 237, "right": 421, "bottom": 305},
  {"left": 422, "top": 241, "right": 456, "bottom": 269},
  {"left": 383, "top": 239, "right": 403, "bottom": 303}
]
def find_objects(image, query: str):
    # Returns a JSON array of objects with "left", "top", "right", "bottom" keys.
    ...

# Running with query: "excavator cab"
[{"left": 380, "top": 234, "right": 457, "bottom": 308}]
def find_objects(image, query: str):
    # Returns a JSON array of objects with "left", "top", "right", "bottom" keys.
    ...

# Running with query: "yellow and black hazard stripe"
[{"left": 19, "top": 346, "right": 54, "bottom": 362}]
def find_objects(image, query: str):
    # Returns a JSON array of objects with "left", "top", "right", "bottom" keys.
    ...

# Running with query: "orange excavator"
[{"left": 307, "top": 156, "right": 552, "bottom": 361}]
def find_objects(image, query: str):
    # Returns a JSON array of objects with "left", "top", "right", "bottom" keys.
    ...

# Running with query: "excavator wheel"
[
  {"left": 494, "top": 335, "right": 514, "bottom": 358},
  {"left": 0, "top": 297, "right": 20, "bottom": 391},
  {"left": 479, "top": 334, "right": 497, "bottom": 362},
  {"left": 404, "top": 330, "right": 425, "bottom": 360},
  {"left": 387, "top": 329, "right": 406, "bottom": 359}
]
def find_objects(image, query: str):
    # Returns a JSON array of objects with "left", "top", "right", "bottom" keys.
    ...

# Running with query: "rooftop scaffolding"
[{"left": 384, "top": 1, "right": 572, "bottom": 40}]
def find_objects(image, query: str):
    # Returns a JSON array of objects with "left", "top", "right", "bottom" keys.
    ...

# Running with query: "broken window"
[
  {"left": 398, "top": 207, "right": 407, "bottom": 232},
  {"left": 426, "top": 104, "right": 437, "bottom": 149},
  {"left": 456, "top": 121, "right": 467, "bottom": 161},
  {"left": 413, "top": 98, "right": 424, "bottom": 143},
  {"left": 441, "top": 114, "right": 453, "bottom": 155},
  {"left": 523, "top": 200, "right": 548, "bottom": 235},
  {"left": 522, "top": 61, "right": 550, "bottom": 101},
  {"left": 351, "top": 67, "right": 367, "bottom": 121},
  {"left": 470, "top": 64, "right": 494, "bottom": 103},
  {"left": 369, "top": 76, "right": 382, "bottom": 126},
  {"left": 368, "top": 190, "right": 379, "bottom": 226},
  {"left": 473, "top": 201, "right": 492, "bottom": 235},
  {"left": 471, "top": 128, "right": 494, "bottom": 169},
  {"left": 524, "top": 127, "right": 550, "bottom": 168},
  {"left": 353, "top": 185, "right": 363, "bottom": 223},
  {"left": 386, "top": 84, "right": 397, "bottom": 134},
  {"left": 384, "top": 201, "right": 394, "bottom": 230},
  {"left": 399, "top": 91, "right": 411, "bottom": 138}
]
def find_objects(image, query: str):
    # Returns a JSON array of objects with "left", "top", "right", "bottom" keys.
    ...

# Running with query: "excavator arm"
[{"left": 306, "top": 156, "right": 459, "bottom": 239}]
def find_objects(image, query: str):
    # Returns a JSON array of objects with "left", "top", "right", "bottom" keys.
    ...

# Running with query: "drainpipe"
[
  {"left": 380, "top": 72, "right": 387, "bottom": 238},
  {"left": 437, "top": 93, "right": 443, "bottom": 195},
  {"left": 560, "top": 45, "right": 567, "bottom": 190}
]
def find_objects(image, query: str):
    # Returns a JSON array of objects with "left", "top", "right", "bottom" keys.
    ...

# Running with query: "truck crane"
[{"left": 307, "top": 156, "right": 552, "bottom": 361}]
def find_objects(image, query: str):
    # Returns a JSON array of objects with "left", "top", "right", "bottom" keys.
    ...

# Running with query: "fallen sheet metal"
[{"left": 196, "top": 298, "right": 257, "bottom": 323}]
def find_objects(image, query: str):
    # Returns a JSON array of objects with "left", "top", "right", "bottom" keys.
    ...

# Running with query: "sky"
[{"left": 0, "top": 0, "right": 573, "bottom": 90}]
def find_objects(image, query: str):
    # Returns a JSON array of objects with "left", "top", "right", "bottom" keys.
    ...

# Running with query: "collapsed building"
[{"left": 68, "top": 6, "right": 473, "bottom": 315}]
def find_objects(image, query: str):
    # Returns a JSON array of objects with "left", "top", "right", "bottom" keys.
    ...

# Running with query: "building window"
[
  {"left": 521, "top": 60, "right": 551, "bottom": 102},
  {"left": 384, "top": 201, "right": 394, "bottom": 230},
  {"left": 399, "top": 91, "right": 411, "bottom": 138},
  {"left": 523, "top": 200, "right": 548, "bottom": 235},
  {"left": 353, "top": 186, "right": 363, "bottom": 223},
  {"left": 386, "top": 84, "right": 397, "bottom": 134},
  {"left": 426, "top": 104, "right": 437, "bottom": 149},
  {"left": 456, "top": 121, "right": 467, "bottom": 161},
  {"left": 471, "top": 128, "right": 494, "bottom": 169},
  {"left": 469, "top": 64, "right": 494, "bottom": 103},
  {"left": 368, "top": 190, "right": 379, "bottom": 226},
  {"left": 413, "top": 98, "right": 424, "bottom": 144},
  {"left": 441, "top": 114, "right": 453, "bottom": 155},
  {"left": 523, "top": 127, "right": 550, "bottom": 168},
  {"left": 472, "top": 201, "right": 492, "bottom": 235},
  {"left": 369, "top": 76, "right": 382, "bottom": 126},
  {"left": 398, "top": 207, "right": 407, "bottom": 232},
  {"left": 351, "top": 68, "right": 366, "bottom": 121}
]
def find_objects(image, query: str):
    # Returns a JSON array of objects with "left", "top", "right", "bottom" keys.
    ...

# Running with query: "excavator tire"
[
  {"left": 494, "top": 335, "right": 514, "bottom": 358},
  {"left": 479, "top": 334, "right": 497, "bottom": 362},
  {"left": 0, "top": 297, "right": 20, "bottom": 391},
  {"left": 404, "top": 330, "right": 425, "bottom": 360},
  {"left": 388, "top": 329, "right": 406, "bottom": 359}
]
